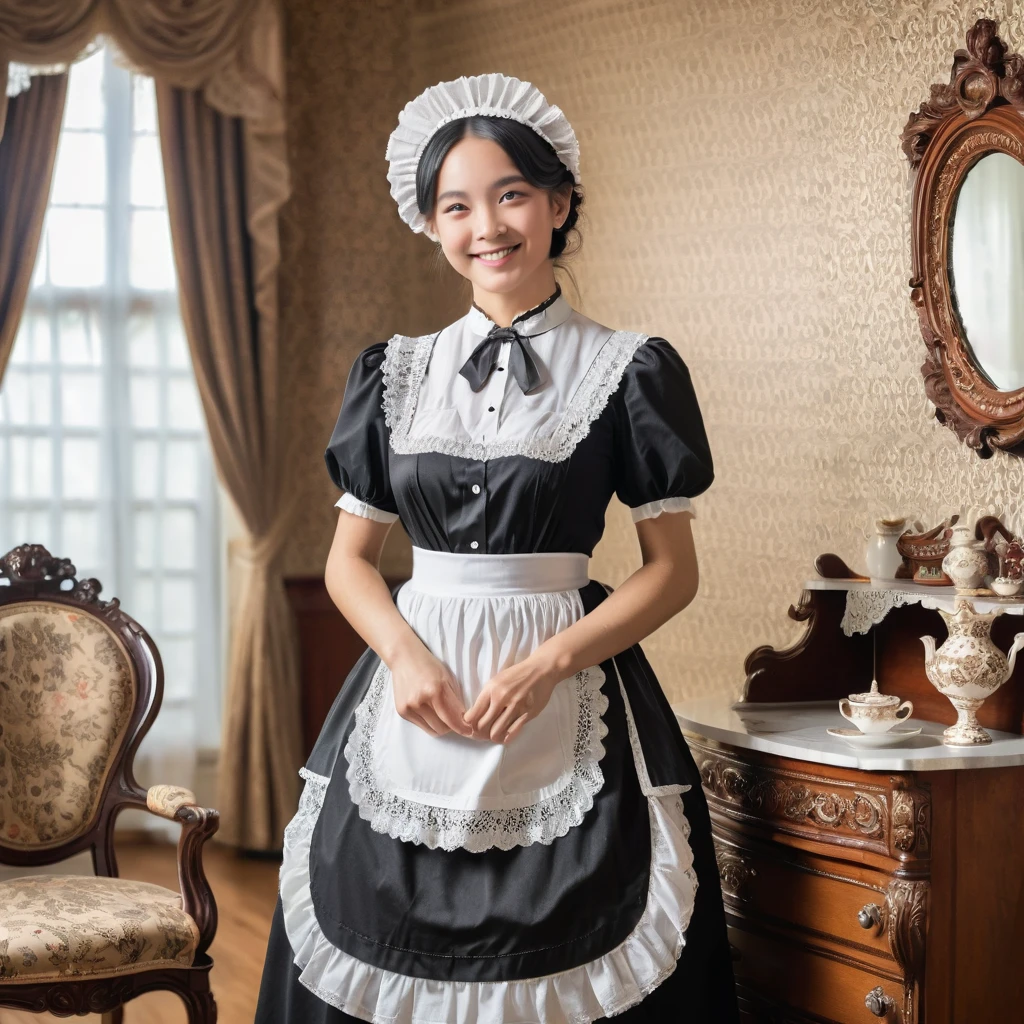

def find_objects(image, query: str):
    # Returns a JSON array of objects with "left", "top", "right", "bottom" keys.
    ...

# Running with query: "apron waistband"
[{"left": 407, "top": 547, "right": 590, "bottom": 597}]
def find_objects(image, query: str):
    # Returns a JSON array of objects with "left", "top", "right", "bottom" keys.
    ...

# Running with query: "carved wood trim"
[
  {"left": 698, "top": 747, "right": 890, "bottom": 855},
  {"left": 697, "top": 745, "right": 933, "bottom": 870},
  {"left": 0, "top": 960, "right": 215, "bottom": 1018},
  {"left": 712, "top": 836, "right": 758, "bottom": 901},
  {"left": 904, "top": 18, "right": 1024, "bottom": 455},
  {"left": 885, "top": 879, "right": 929, "bottom": 1024},
  {"left": 743, "top": 588, "right": 872, "bottom": 702},
  {"left": 0, "top": 542, "right": 122, "bottom": 617},
  {"left": 890, "top": 779, "right": 932, "bottom": 859}
]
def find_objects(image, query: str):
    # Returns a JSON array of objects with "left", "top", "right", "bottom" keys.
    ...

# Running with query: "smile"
[{"left": 473, "top": 244, "right": 520, "bottom": 263}]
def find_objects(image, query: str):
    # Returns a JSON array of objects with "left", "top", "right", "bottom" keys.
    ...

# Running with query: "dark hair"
[{"left": 416, "top": 115, "right": 584, "bottom": 261}]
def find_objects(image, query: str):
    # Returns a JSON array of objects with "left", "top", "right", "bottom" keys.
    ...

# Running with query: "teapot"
[{"left": 921, "top": 597, "right": 1024, "bottom": 744}]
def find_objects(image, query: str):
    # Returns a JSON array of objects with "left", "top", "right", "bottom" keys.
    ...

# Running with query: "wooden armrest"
[{"left": 140, "top": 783, "right": 220, "bottom": 956}]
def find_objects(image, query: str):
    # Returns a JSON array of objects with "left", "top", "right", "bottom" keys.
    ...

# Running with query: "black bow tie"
[{"left": 458, "top": 325, "right": 543, "bottom": 395}]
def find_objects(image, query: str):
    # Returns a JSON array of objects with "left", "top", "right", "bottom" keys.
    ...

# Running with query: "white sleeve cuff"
[
  {"left": 630, "top": 496, "right": 694, "bottom": 523},
  {"left": 335, "top": 492, "right": 400, "bottom": 524}
]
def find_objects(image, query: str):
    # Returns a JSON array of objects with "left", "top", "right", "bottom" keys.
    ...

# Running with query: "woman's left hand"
[{"left": 463, "top": 650, "right": 568, "bottom": 744}]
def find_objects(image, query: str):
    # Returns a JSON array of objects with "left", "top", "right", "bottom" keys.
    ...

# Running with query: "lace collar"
[{"left": 466, "top": 285, "right": 573, "bottom": 338}]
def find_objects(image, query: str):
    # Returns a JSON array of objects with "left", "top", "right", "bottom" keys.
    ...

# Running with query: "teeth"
[{"left": 477, "top": 246, "right": 516, "bottom": 261}]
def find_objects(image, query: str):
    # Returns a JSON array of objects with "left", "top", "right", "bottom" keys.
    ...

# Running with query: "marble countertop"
[{"left": 672, "top": 697, "right": 1024, "bottom": 771}]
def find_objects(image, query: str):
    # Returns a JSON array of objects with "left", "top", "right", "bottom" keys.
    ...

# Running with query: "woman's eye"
[
  {"left": 500, "top": 190, "right": 522, "bottom": 201},
  {"left": 444, "top": 203, "right": 467, "bottom": 213}
]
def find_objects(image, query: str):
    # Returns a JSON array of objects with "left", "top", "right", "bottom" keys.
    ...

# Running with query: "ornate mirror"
[{"left": 904, "top": 18, "right": 1024, "bottom": 456}]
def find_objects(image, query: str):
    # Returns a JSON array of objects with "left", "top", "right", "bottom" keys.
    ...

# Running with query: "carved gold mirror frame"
[{"left": 904, "top": 19, "right": 1024, "bottom": 457}]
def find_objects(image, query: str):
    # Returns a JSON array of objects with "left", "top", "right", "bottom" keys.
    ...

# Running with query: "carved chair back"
[{"left": 0, "top": 544, "right": 163, "bottom": 874}]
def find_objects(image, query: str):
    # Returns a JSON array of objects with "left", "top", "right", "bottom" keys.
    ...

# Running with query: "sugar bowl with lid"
[{"left": 838, "top": 680, "right": 914, "bottom": 734}]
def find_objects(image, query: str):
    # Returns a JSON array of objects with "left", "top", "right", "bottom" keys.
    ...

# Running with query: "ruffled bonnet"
[{"left": 385, "top": 73, "right": 581, "bottom": 241}]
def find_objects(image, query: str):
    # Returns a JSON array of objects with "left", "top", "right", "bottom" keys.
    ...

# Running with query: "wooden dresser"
[{"left": 675, "top": 578, "right": 1024, "bottom": 1023}]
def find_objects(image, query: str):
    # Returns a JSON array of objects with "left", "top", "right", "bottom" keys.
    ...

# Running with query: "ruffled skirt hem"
[{"left": 278, "top": 771, "right": 698, "bottom": 1024}]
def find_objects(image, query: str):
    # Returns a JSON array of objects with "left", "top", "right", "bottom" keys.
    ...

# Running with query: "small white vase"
[
  {"left": 865, "top": 517, "right": 906, "bottom": 581},
  {"left": 941, "top": 523, "right": 989, "bottom": 591}
]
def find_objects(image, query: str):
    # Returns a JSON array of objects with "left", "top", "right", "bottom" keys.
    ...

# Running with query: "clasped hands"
[{"left": 389, "top": 642, "right": 566, "bottom": 744}]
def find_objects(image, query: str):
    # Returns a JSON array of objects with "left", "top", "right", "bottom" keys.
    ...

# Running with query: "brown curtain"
[
  {"left": 155, "top": 82, "right": 301, "bottom": 851},
  {"left": 0, "top": 72, "right": 67, "bottom": 382}
]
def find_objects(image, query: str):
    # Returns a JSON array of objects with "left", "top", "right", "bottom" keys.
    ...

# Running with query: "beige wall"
[{"left": 282, "top": 0, "right": 1024, "bottom": 703}]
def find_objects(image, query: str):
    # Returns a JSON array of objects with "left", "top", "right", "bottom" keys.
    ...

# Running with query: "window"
[{"left": 0, "top": 47, "right": 222, "bottom": 793}]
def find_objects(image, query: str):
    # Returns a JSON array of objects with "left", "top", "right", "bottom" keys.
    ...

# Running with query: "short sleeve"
[
  {"left": 612, "top": 337, "right": 714, "bottom": 522},
  {"left": 324, "top": 342, "right": 400, "bottom": 524}
]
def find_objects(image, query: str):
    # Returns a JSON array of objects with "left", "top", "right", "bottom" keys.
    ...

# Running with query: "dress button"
[
  {"left": 488, "top": 406, "right": 495, "bottom": 412},
  {"left": 470, "top": 541, "right": 479, "bottom": 550},
  {"left": 472, "top": 484, "right": 481, "bottom": 494}
]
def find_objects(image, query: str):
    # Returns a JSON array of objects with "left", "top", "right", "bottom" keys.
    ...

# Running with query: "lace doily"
[
  {"left": 841, "top": 589, "right": 920, "bottom": 635},
  {"left": 381, "top": 329, "right": 649, "bottom": 464},
  {"left": 343, "top": 659, "right": 610, "bottom": 853}
]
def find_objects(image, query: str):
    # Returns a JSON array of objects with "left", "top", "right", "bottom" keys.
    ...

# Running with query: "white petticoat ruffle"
[{"left": 280, "top": 762, "right": 698, "bottom": 1024}]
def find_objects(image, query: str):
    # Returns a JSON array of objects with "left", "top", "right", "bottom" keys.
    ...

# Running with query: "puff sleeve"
[
  {"left": 612, "top": 337, "right": 714, "bottom": 522},
  {"left": 324, "top": 342, "right": 400, "bottom": 524}
]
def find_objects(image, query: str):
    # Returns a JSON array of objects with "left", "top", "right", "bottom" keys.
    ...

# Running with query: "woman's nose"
[{"left": 474, "top": 208, "right": 504, "bottom": 239}]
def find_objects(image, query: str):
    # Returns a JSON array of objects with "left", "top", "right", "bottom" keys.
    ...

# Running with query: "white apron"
[{"left": 343, "top": 547, "right": 609, "bottom": 852}]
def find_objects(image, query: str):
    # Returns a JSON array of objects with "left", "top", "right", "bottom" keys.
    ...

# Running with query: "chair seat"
[{"left": 0, "top": 874, "right": 199, "bottom": 983}]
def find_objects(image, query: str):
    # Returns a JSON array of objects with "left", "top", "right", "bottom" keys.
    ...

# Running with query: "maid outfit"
[{"left": 255, "top": 73, "right": 738, "bottom": 1024}]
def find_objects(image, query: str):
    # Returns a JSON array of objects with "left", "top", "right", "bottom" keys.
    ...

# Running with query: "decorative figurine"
[
  {"left": 895, "top": 515, "right": 958, "bottom": 585},
  {"left": 976, "top": 515, "right": 1024, "bottom": 585}
]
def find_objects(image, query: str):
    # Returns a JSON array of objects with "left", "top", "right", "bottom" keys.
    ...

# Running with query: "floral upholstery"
[
  {"left": 0, "top": 602, "right": 136, "bottom": 849},
  {"left": 147, "top": 784, "right": 197, "bottom": 820},
  {"left": 0, "top": 875, "right": 198, "bottom": 983}
]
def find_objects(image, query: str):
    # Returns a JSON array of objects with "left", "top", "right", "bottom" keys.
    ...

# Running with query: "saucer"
[{"left": 826, "top": 726, "right": 923, "bottom": 748}]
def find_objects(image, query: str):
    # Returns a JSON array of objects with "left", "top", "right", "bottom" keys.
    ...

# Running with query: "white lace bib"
[{"left": 381, "top": 313, "right": 650, "bottom": 464}]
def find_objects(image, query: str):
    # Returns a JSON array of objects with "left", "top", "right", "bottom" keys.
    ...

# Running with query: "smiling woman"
[
  {"left": 255, "top": 72, "right": 738, "bottom": 1024},
  {"left": 416, "top": 116, "right": 582, "bottom": 329},
  {"left": 411, "top": 115, "right": 581, "bottom": 303}
]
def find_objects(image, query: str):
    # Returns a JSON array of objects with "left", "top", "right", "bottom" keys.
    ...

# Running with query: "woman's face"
[{"left": 425, "top": 134, "right": 570, "bottom": 303}]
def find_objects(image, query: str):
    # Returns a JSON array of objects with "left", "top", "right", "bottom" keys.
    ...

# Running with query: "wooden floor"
[{"left": 0, "top": 840, "right": 281, "bottom": 1024}]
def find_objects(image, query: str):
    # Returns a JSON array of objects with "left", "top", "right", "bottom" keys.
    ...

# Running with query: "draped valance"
[{"left": 0, "top": 0, "right": 282, "bottom": 131}]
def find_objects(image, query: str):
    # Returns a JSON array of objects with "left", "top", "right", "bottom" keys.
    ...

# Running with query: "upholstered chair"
[{"left": 0, "top": 544, "right": 219, "bottom": 1022}]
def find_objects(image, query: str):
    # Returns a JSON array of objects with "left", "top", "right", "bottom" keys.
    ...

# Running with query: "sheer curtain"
[{"left": 0, "top": 46, "right": 221, "bottom": 839}]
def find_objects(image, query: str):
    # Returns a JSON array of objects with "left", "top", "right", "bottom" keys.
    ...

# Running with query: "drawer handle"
[
  {"left": 864, "top": 985, "right": 896, "bottom": 1018},
  {"left": 858, "top": 903, "right": 883, "bottom": 932}
]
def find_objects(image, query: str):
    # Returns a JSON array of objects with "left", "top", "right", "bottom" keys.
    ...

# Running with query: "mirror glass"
[{"left": 949, "top": 151, "right": 1024, "bottom": 392}]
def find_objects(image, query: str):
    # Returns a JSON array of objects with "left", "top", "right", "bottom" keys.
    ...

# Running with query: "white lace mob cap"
[{"left": 385, "top": 72, "right": 581, "bottom": 240}]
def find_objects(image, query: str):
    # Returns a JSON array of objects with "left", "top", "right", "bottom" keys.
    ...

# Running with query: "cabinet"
[{"left": 676, "top": 576, "right": 1024, "bottom": 1022}]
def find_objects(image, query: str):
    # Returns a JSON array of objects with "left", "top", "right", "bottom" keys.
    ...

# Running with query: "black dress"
[{"left": 255, "top": 291, "right": 739, "bottom": 1023}]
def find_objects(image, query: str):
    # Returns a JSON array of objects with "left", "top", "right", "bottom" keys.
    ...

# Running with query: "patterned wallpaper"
[{"left": 281, "top": 0, "right": 1024, "bottom": 704}]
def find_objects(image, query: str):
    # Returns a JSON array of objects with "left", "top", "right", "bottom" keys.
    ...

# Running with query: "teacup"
[{"left": 838, "top": 681, "right": 914, "bottom": 734}]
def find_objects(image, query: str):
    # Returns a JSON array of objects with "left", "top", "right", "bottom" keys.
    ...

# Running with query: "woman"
[{"left": 255, "top": 72, "right": 739, "bottom": 1023}]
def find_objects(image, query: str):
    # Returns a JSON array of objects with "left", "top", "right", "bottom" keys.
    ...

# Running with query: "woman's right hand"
[{"left": 389, "top": 643, "right": 475, "bottom": 738}]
